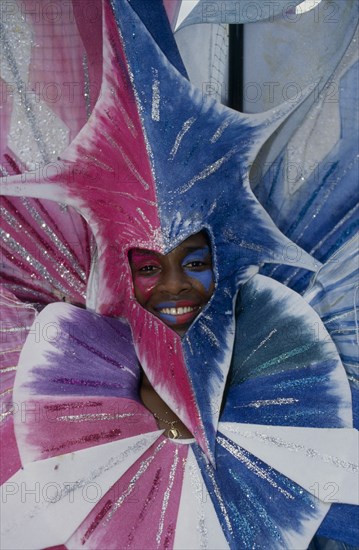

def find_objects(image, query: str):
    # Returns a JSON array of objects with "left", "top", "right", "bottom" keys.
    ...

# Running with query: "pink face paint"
[{"left": 130, "top": 250, "right": 161, "bottom": 303}]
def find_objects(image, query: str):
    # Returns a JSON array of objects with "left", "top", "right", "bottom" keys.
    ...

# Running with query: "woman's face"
[{"left": 129, "top": 232, "right": 215, "bottom": 336}]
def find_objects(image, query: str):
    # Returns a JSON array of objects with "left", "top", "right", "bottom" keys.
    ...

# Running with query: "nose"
[{"left": 157, "top": 266, "right": 191, "bottom": 296}]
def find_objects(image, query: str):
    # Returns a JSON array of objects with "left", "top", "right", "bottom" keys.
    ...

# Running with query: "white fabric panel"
[
  {"left": 174, "top": 448, "right": 229, "bottom": 549},
  {"left": 0, "top": 431, "right": 163, "bottom": 550},
  {"left": 220, "top": 423, "right": 359, "bottom": 505}
]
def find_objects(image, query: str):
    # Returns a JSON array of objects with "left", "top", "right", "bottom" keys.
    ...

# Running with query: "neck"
[{"left": 140, "top": 372, "right": 193, "bottom": 439}]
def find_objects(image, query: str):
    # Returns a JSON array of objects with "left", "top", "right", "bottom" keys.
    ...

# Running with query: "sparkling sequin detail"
[
  {"left": 81, "top": 500, "right": 113, "bottom": 545},
  {"left": 156, "top": 448, "right": 179, "bottom": 545},
  {"left": 0, "top": 366, "right": 17, "bottom": 373},
  {"left": 151, "top": 69, "right": 160, "bottom": 121},
  {"left": 248, "top": 342, "right": 316, "bottom": 378},
  {"left": 234, "top": 398, "right": 299, "bottom": 409},
  {"left": 1, "top": 207, "right": 84, "bottom": 290},
  {"left": 82, "top": 52, "right": 91, "bottom": 120},
  {"left": 56, "top": 412, "right": 138, "bottom": 422},
  {"left": 217, "top": 435, "right": 295, "bottom": 500},
  {"left": 210, "top": 119, "right": 231, "bottom": 143},
  {"left": 0, "top": 229, "right": 79, "bottom": 297},
  {"left": 188, "top": 458, "right": 208, "bottom": 548},
  {"left": 43, "top": 429, "right": 122, "bottom": 454},
  {"left": 169, "top": 117, "right": 196, "bottom": 160},
  {"left": 198, "top": 320, "right": 221, "bottom": 348},
  {"left": 223, "top": 427, "right": 358, "bottom": 473},
  {"left": 240, "top": 329, "right": 278, "bottom": 367},
  {"left": 20, "top": 198, "right": 86, "bottom": 280},
  {"left": 0, "top": 409, "right": 14, "bottom": 422},
  {"left": 100, "top": 131, "right": 150, "bottom": 190},
  {"left": 178, "top": 146, "right": 238, "bottom": 194},
  {"left": 205, "top": 462, "right": 234, "bottom": 534},
  {"left": 0, "top": 13, "right": 68, "bottom": 166},
  {"left": 106, "top": 439, "right": 167, "bottom": 521}
]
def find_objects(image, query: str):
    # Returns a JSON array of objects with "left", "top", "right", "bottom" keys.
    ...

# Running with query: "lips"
[{"left": 154, "top": 301, "right": 201, "bottom": 326}]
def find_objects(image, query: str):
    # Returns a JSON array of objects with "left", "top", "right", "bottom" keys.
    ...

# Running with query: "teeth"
[{"left": 159, "top": 306, "right": 197, "bottom": 315}]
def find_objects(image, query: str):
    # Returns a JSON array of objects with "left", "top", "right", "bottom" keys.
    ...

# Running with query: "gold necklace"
[{"left": 152, "top": 411, "right": 181, "bottom": 439}]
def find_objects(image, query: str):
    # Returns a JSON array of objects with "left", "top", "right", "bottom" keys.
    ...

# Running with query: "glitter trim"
[
  {"left": 100, "top": 130, "right": 150, "bottom": 190},
  {"left": 210, "top": 119, "right": 231, "bottom": 143},
  {"left": 0, "top": 388, "right": 12, "bottom": 398},
  {"left": 169, "top": 117, "right": 196, "bottom": 160},
  {"left": 240, "top": 329, "right": 278, "bottom": 367},
  {"left": 56, "top": 412, "right": 139, "bottom": 422},
  {"left": 1, "top": 206, "right": 85, "bottom": 289},
  {"left": 0, "top": 366, "right": 17, "bottom": 373},
  {"left": 234, "top": 398, "right": 299, "bottom": 409},
  {"left": 151, "top": 69, "right": 160, "bottom": 122},
  {"left": 188, "top": 458, "right": 208, "bottom": 548},
  {"left": 178, "top": 146, "right": 238, "bottom": 194},
  {"left": 199, "top": 320, "right": 220, "bottom": 348},
  {"left": 20, "top": 197, "right": 86, "bottom": 280},
  {"left": 156, "top": 448, "right": 179, "bottom": 545},
  {"left": 106, "top": 439, "right": 167, "bottom": 521},
  {"left": 205, "top": 462, "right": 234, "bottom": 534},
  {"left": 0, "top": 409, "right": 14, "bottom": 422},
  {"left": 224, "top": 428, "right": 358, "bottom": 474},
  {"left": 82, "top": 52, "right": 91, "bottom": 120},
  {"left": 217, "top": 435, "right": 294, "bottom": 500},
  {"left": 0, "top": 21, "right": 49, "bottom": 162},
  {"left": 0, "top": 229, "right": 77, "bottom": 296}
]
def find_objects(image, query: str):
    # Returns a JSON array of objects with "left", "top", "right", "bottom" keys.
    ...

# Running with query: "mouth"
[
  {"left": 154, "top": 301, "right": 201, "bottom": 328},
  {"left": 158, "top": 305, "right": 198, "bottom": 315}
]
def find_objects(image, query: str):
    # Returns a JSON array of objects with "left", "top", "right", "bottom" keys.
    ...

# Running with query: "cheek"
[
  {"left": 185, "top": 269, "right": 214, "bottom": 293},
  {"left": 133, "top": 275, "right": 159, "bottom": 303}
]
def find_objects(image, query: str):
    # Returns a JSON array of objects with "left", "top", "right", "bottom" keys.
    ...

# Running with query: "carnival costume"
[{"left": 1, "top": 1, "right": 358, "bottom": 548}]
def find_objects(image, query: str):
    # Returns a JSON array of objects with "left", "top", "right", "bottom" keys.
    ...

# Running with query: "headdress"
[{"left": 1, "top": 0, "right": 318, "bottom": 461}]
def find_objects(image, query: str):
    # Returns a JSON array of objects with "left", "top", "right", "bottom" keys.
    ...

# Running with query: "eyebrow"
[
  {"left": 182, "top": 246, "right": 210, "bottom": 254},
  {"left": 129, "top": 250, "right": 159, "bottom": 261},
  {"left": 130, "top": 246, "right": 210, "bottom": 256}
]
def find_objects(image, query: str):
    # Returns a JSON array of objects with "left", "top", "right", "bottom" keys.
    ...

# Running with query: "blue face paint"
[
  {"left": 158, "top": 312, "right": 177, "bottom": 323},
  {"left": 182, "top": 247, "right": 214, "bottom": 292}
]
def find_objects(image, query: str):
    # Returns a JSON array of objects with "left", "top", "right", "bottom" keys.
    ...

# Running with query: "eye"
[
  {"left": 185, "top": 260, "right": 205, "bottom": 268},
  {"left": 184, "top": 259, "right": 212, "bottom": 271},
  {"left": 137, "top": 264, "right": 161, "bottom": 275}
]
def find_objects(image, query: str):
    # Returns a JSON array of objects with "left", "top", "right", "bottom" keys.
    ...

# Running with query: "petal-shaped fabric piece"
[
  {"left": 173, "top": 447, "right": 229, "bottom": 549},
  {"left": 1, "top": 432, "right": 163, "bottom": 550},
  {"left": 222, "top": 274, "right": 352, "bottom": 429},
  {"left": 12, "top": 303, "right": 158, "bottom": 464},
  {"left": 305, "top": 233, "right": 359, "bottom": 400},
  {"left": 220, "top": 423, "right": 359, "bottom": 505},
  {"left": 194, "top": 435, "right": 329, "bottom": 550},
  {"left": 258, "top": 23, "right": 358, "bottom": 293},
  {"left": 0, "top": 288, "right": 37, "bottom": 483},
  {"left": 67, "top": 437, "right": 188, "bottom": 549}
]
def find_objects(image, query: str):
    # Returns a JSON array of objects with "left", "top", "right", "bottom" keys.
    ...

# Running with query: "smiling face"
[{"left": 129, "top": 232, "right": 215, "bottom": 336}]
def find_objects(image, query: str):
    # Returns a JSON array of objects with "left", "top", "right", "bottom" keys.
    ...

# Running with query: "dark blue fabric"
[
  {"left": 112, "top": 0, "right": 188, "bottom": 77},
  {"left": 316, "top": 504, "right": 359, "bottom": 547},
  {"left": 194, "top": 434, "right": 321, "bottom": 550}
]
